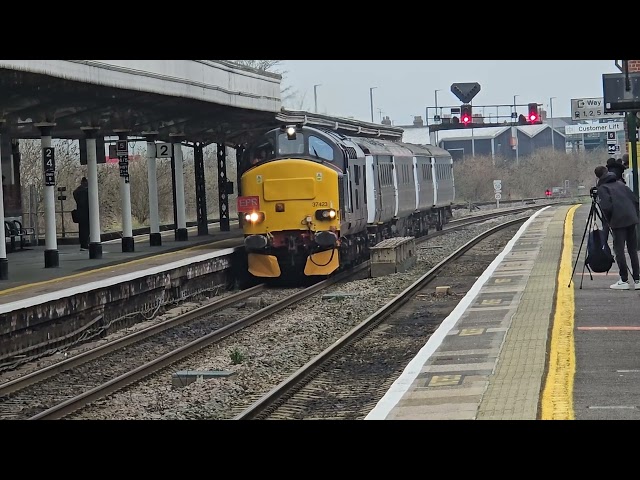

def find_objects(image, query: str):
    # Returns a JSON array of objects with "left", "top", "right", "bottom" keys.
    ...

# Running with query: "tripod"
[{"left": 569, "top": 193, "right": 625, "bottom": 289}]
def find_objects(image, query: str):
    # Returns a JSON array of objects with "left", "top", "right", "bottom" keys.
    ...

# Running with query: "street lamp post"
[
  {"left": 314, "top": 84, "right": 321, "bottom": 113},
  {"left": 513, "top": 94, "right": 519, "bottom": 166},
  {"left": 434, "top": 89, "right": 441, "bottom": 145},
  {"left": 370, "top": 87, "right": 377, "bottom": 123},
  {"left": 550, "top": 96, "right": 557, "bottom": 151}
]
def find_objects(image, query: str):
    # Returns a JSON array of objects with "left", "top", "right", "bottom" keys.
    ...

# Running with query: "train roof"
[
  {"left": 398, "top": 142, "right": 452, "bottom": 159},
  {"left": 348, "top": 136, "right": 414, "bottom": 156},
  {"left": 422, "top": 144, "right": 452, "bottom": 158},
  {"left": 276, "top": 109, "right": 404, "bottom": 140}
]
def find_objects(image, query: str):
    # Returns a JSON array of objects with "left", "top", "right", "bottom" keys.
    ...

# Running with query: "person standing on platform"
[
  {"left": 73, "top": 177, "right": 90, "bottom": 251},
  {"left": 595, "top": 166, "right": 640, "bottom": 290}
]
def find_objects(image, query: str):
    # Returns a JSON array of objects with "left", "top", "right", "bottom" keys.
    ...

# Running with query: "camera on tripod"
[{"left": 590, "top": 186, "right": 598, "bottom": 199}]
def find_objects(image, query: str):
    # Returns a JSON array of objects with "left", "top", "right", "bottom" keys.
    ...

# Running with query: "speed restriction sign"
[{"left": 495, "top": 192, "right": 502, "bottom": 200}]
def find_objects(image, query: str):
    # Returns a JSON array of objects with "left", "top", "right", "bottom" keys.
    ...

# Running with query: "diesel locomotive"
[{"left": 237, "top": 123, "right": 454, "bottom": 280}]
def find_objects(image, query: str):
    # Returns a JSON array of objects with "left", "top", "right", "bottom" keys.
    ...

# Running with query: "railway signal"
[
  {"left": 528, "top": 103, "right": 541, "bottom": 124},
  {"left": 461, "top": 104, "right": 472, "bottom": 125}
]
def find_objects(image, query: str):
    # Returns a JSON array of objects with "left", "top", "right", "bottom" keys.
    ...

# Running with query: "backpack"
[{"left": 585, "top": 227, "right": 614, "bottom": 273}]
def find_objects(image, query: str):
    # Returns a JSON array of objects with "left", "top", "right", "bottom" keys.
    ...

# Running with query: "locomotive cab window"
[
  {"left": 309, "top": 136, "right": 334, "bottom": 161},
  {"left": 277, "top": 132, "right": 305, "bottom": 155},
  {"left": 241, "top": 141, "right": 275, "bottom": 174}
]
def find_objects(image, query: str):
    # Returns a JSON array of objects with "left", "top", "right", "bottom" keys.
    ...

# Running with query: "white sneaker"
[
  {"left": 610, "top": 279, "right": 630, "bottom": 290},
  {"left": 635, "top": 280, "right": 640, "bottom": 290}
]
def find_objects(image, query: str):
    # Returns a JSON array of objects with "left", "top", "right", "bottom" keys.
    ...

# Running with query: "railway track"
[
  {"left": 233, "top": 218, "right": 525, "bottom": 420},
  {"left": 0, "top": 204, "right": 554, "bottom": 420},
  {"left": 0, "top": 263, "right": 370, "bottom": 420}
]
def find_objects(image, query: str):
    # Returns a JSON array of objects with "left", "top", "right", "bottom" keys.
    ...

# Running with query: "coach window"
[{"left": 308, "top": 135, "right": 334, "bottom": 161}]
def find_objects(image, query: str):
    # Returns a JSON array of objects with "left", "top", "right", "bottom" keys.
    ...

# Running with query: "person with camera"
[{"left": 594, "top": 165, "right": 640, "bottom": 290}]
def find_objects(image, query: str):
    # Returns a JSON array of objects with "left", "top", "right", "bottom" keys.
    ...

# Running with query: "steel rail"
[
  {"left": 21, "top": 204, "right": 544, "bottom": 419},
  {"left": 29, "top": 263, "right": 370, "bottom": 420},
  {"left": 0, "top": 284, "right": 266, "bottom": 397},
  {"left": 234, "top": 217, "right": 527, "bottom": 420}
]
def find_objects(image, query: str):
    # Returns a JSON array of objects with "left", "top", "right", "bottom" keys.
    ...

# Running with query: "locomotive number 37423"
[{"left": 312, "top": 202, "right": 329, "bottom": 207}]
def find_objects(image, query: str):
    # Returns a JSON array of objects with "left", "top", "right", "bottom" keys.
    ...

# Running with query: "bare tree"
[
  {"left": 229, "top": 60, "right": 297, "bottom": 106},
  {"left": 453, "top": 148, "right": 606, "bottom": 202}
]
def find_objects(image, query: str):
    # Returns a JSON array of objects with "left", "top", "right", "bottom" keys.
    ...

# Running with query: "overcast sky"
[{"left": 278, "top": 60, "right": 621, "bottom": 126}]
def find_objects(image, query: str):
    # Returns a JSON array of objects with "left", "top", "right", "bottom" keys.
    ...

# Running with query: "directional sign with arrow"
[{"left": 451, "top": 82, "right": 481, "bottom": 104}]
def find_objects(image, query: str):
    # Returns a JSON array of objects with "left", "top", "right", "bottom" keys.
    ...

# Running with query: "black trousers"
[
  {"left": 611, "top": 224, "right": 640, "bottom": 282},
  {"left": 79, "top": 220, "right": 90, "bottom": 249}
]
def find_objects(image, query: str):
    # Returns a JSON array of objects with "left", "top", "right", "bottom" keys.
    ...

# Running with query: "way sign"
[
  {"left": 571, "top": 97, "right": 624, "bottom": 120},
  {"left": 451, "top": 82, "right": 481, "bottom": 104},
  {"left": 608, "top": 144, "right": 618, "bottom": 154},
  {"left": 607, "top": 131, "right": 616, "bottom": 141},
  {"left": 495, "top": 192, "right": 502, "bottom": 200},
  {"left": 493, "top": 179, "right": 502, "bottom": 190}
]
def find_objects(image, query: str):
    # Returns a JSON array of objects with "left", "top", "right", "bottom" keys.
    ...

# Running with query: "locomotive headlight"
[
  {"left": 244, "top": 211, "right": 265, "bottom": 223},
  {"left": 315, "top": 208, "right": 337, "bottom": 221}
]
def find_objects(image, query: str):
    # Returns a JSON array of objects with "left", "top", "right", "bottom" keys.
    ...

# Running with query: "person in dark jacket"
[
  {"left": 594, "top": 165, "right": 613, "bottom": 245},
  {"left": 607, "top": 157, "right": 627, "bottom": 184},
  {"left": 596, "top": 168, "right": 640, "bottom": 289},
  {"left": 73, "top": 177, "right": 90, "bottom": 251}
]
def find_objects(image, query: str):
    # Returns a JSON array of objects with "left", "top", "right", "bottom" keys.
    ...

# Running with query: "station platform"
[
  {"left": 0, "top": 221, "right": 244, "bottom": 308},
  {"left": 366, "top": 202, "right": 640, "bottom": 420}
]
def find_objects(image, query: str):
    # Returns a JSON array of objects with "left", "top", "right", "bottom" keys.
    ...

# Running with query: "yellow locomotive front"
[{"left": 238, "top": 125, "right": 342, "bottom": 279}]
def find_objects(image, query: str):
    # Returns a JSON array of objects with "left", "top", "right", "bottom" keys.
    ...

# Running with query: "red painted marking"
[
  {"left": 237, "top": 196, "right": 260, "bottom": 212},
  {"left": 577, "top": 326, "right": 640, "bottom": 331}
]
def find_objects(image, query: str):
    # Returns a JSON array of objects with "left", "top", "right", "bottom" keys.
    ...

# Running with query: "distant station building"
[{"left": 397, "top": 114, "right": 567, "bottom": 161}]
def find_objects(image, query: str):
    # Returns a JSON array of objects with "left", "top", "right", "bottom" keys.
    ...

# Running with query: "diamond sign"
[{"left": 451, "top": 82, "right": 481, "bottom": 104}]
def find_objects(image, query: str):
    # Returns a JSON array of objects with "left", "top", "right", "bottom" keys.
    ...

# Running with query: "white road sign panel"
[
  {"left": 564, "top": 122, "right": 624, "bottom": 135},
  {"left": 571, "top": 97, "right": 625, "bottom": 120},
  {"left": 493, "top": 180, "right": 502, "bottom": 190},
  {"left": 494, "top": 192, "right": 502, "bottom": 200}
]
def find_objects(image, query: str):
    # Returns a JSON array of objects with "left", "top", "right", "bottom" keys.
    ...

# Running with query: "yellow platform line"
[
  {"left": 540, "top": 204, "right": 579, "bottom": 420},
  {"left": 0, "top": 241, "right": 221, "bottom": 297}
]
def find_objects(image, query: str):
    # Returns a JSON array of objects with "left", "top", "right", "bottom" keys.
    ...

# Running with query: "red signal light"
[
  {"left": 545, "top": 189, "right": 552, "bottom": 197},
  {"left": 527, "top": 103, "right": 540, "bottom": 124},
  {"left": 460, "top": 103, "right": 472, "bottom": 126}
]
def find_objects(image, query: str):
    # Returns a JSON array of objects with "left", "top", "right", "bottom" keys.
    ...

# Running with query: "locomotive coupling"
[
  {"left": 314, "top": 230, "right": 338, "bottom": 247},
  {"left": 244, "top": 234, "right": 268, "bottom": 250}
]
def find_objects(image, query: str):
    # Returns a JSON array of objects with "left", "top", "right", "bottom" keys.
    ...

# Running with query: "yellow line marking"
[
  {"left": 460, "top": 328, "right": 484, "bottom": 336},
  {"left": 0, "top": 241, "right": 225, "bottom": 297},
  {"left": 480, "top": 298, "right": 502, "bottom": 305},
  {"left": 540, "top": 204, "right": 579, "bottom": 420},
  {"left": 428, "top": 375, "right": 461, "bottom": 387}
]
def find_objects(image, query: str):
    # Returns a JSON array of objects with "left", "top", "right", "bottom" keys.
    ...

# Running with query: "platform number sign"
[
  {"left": 156, "top": 142, "right": 172, "bottom": 158},
  {"left": 606, "top": 131, "right": 618, "bottom": 155},
  {"left": 116, "top": 140, "right": 128, "bottom": 156},
  {"left": 43, "top": 147, "right": 56, "bottom": 186},
  {"left": 118, "top": 155, "right": 129, "bottom": 181}
]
